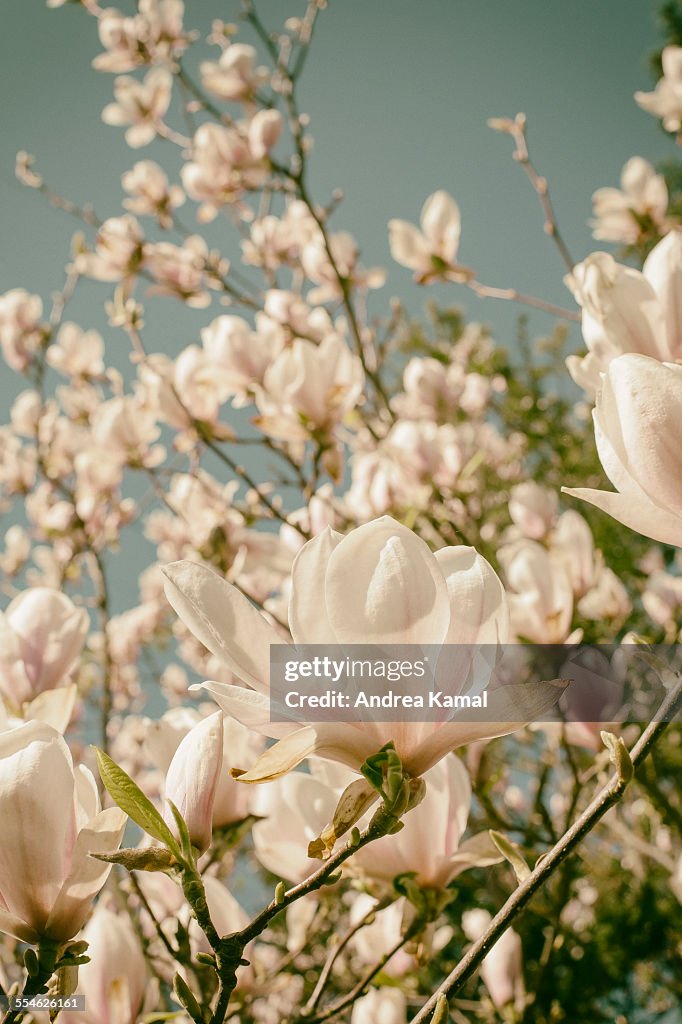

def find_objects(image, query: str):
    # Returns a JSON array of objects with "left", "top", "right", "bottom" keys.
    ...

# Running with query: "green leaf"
[
  {"left": 94, "top": 747, "right": 182, "bottom": 860},
  {"left": 431, "top": 993, "right": 450, "bottom": 1023},
  {"left": 167, "top": 800, "right": 195, "bottom": 865},
  {"left": 489, "top": 830, "right": 531, "bottom": 883}
]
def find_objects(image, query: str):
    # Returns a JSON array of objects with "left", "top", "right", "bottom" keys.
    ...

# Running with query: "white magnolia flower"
[
  {"left": 635, "top": 46, "right": 682, "bottom": 134},
  {"left": 564, "top": 354, "right": 682, "bottom": 547},
  {"left": 163, "top": 517, "right": 562, "bottom": 783},
  {"left": 591, "top": 157, "right": 668, "bottom": 244},
  {"left": 389, "top": 190, "right": 472, "bottom": 283},
  {"left": 102, "top": 68, "right": 172, "bottom": 148},
  {"left": 566, "top": 231, "right": 682, "bottom": 394}
]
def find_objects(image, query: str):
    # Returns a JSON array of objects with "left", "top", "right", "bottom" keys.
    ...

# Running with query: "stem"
[
  {"left": 410, "top": 674, "right": 682, "bottom": 1023},
  {"left": 1, "top": 943, "right": 59, "bottom": 1024},
  {"left": 468, "top": 280, "right": 580, "bottom": 321}
]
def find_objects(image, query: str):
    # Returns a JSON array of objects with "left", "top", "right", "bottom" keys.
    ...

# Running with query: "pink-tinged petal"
[
  {"left": 44, "top": 806, "right": 127, "bottom": 941},
  {"left": 0, "top": 722, "right": 76, "bottom": 935},
  {"left": 562, "top": 486, "right": 682, "bottom": 547},
  {"left": 405, "top": 679, "right": 569, "bottom": 776},
  {"left": 420, "top": 190, "right": 461, "bottom": 262},
  {"left": 163, "top": 711, "right": 224, "bottom": 853},
  {"left": 435, "top": 546, "right": 511, "bottom": 645},
  {"left": 193, "top": 681, "right": 297, "bottom": 739},
  {"left": 23, "top": 685, "right": 77, "bottom": 734},
  {"left": 643, "top": 230, "right": 682, "bottom": 359},
  {"left": 388, "top": 219, "right": 430, "bottom": 271},
  {"left": 0, "top": 909, "right": 40, "bottom": 944},
  {"left": 289, "top": 527, "right": 343, "bottom": 644},
  {"left": 598, "top": 355, "right": 682, "bottom": 517},
  {"left": 324, "top": 517, "right": 450, "bottom": 645},
  {"left": 162, "top": 561, "right": 287, "bottom": 693},
  {"left": 5, "top": 589, "right": 88, "bottom": 696}
]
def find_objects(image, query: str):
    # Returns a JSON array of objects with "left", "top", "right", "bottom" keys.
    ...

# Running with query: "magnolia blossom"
[
  {"left": 200, "top": 314, "right": 283, "bottom": 404},
  {"left": 499, "top": 540, "right": 575, "bottom": 644},
  {"left": 252, "top": 769, "right": 344, "bottom": 882},
  {"left": 200, "top": 43, "right": 265, "bottom": 100},
  {"left": 248, "top": 109, "right": 284, "bottom": 159},
  {"left": 76, "top": 215, "right": 145, "bottom": 283},
  {"left": 0, "top": 588, "right": 89, "bottom": 706},
  {"left": 564, "top": 354, "right": 682, "bottom": 547},
  {"left": 635, "top": 46, "right": 682, "bottom": 134},
  {"left": 102, "top": 68, "right": 173, "bottom": 147},
  {"left": 254, "top": 334, "right": 364, "bottom": 442},
  {"left": 163, "top": 711, "right": 224, "bottom": 853},
  {"left": 46, "top": 322, "right": 105, "bottom": 379},
  {"left": 181, "top": 123, "right": 266, "bottom": 221},
  {"left": 351, "top": 988, "right": 407, "bottom": 1024},
  {"left": 148, "top": 707, "right": 263, "bottom": 828},
  {"left": 566, "top": 232, "right": 682, "bottom": 394},
  {"left": 144, "top": 237, "right": 215, "bottom": 307},
  {"left": 461, "top": 909, "right": 525, "bottom": 1012},
  {"left": 0, "top": 288, "right": 44, "bottom": 372},
  {"left": 163, "top": 517, "right": 562, "bottom": 784},
  {"left": 352, "top": 754, "right": 501, "bottom": 888},
  {"left": 591, "top": 157, "right": 668, "bottom": 244},
  {"left": 92, "top": 0, "right": 189, "bottom": 73},
  {"left": 122, "top": 160, "right": 185, "bottom": 228},
  {"left": 389, "top": 190, "right": 472, "bottom": 283},
  {"left": 301, "top": 231, "right": 386, "bottom": 303},
  {"left": 508, "top": 482, "right": 558, "bottom": 541},
  {"left": 60, "top": 906, "right": 147, "bottom": 1024},
  {"left": 0, "top": 722, "right": 126, "bottom": 942}
]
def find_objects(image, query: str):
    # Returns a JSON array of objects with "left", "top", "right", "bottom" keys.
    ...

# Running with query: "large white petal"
[
  {"left": 0, "top": 722, "right": 75, "bottom": 935},
  {"left": 563, "top": 486, "right": 682, "bottom": 547},
  {"left": 324, "top": 517, "right": 450, "bottom": 645},
  {"left": 435, "top": 546, "right": 511, "bottom": 645},
  {"left": 163, "top": 561, "right": 287, "bottom": 693},
  {"left": 194, "top": 681, "right": 297, "bottom": 739},
  {"left": 44, "top": 807, "right": 127, "bottom": 941},
  {"left": 289, "top": 527, "right": 343, "bottom": 644},
  {"left": 643, "top": 230, "right": 682, "bottom": 359}
]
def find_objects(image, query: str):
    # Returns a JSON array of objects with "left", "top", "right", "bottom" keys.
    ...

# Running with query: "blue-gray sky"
[{"left": 0, "top": 0, "right": 673, "bottom": 609}]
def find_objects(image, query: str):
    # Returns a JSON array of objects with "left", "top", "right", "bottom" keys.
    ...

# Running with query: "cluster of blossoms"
[{"left": 0, "top": 4, "right": 681, "bottom": 1024}]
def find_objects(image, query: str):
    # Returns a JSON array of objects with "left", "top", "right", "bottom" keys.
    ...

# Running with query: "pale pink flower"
[
  {"left": 564, "top": 354, "right": 682, "bottom": 547},
  {"left": 389, "top": 190, "right": 472, "bottom": 283},
  {"left": 122, "top": 160, "right": 185, "bottom": 227},
  {"left": 301, "top": 231, "right": 386, "bottom": 303},
  {"left": 567, "top": 231, "right": 682, "bottom": 394},
  {"left": 351, "top": 988, "right": 407, "bottom": 1024},
  {"left": 200, "top": 43, "right": 264, "bottom": 101},
  {"left": 181, "top": 123, "right": 266, "bottom": 221},
  {"left": 462, "top": 909, "right": 525, "bottom": 1012},
  {"left": 0, "top": 289, "right": 44, "bottom": 372},
  {"left": 499, "top": 540, "right": 575, "bottom": 643},
  {"left": 200, "top": 314, "right": 283, "bottom": 404},
  {"left": 248, "top": 109, "right": 284, "bottom": 159},
  {"left": 144, "top": 236, "right": 214, "bottom": 307},
  {"left": 60, "top": 906, "right": 147, "bottom": 1024},
  {"left": 76, "top": 215, "right": 145, "bottom": 283},
  {"left": 635, "top": 46, "right": 682, "bottom": 134},
  {"left": 353, "top": 755, "right": 501, "bottom": 888},
  {"left": 642, "top": 570, "right": 682, "bottom": 627},
  {"left": 508, "top": 482, "right": 558, "bottom": 541},
  {"left": 93, "top": 0, "right": 189, "bottom": 73},
  {"left": 46, "top": 322, "right": 105, "bottom": 379},
  {"left": 591, "top": 157, "right": 668, "bottom": 244},
  {"left": 255, "top": 334, "right": 364, "bottom": 441},
  {"left": 162, "top": 711, "right": 224, "bottom": 853},
  {"left": 162, "top": 517, "right": 559, "bottom": 784},
  {"left": 0, "top": 722, "right": 126, "bottom": 943},
  {"left": 0, "top": 588, "right": 88, "bottom": 706},
  {"left": 102, "top": 68, "right": 172, "bottom": 148}
]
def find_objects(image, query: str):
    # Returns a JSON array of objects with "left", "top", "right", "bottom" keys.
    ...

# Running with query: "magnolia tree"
[{"left": 1, "top": 2, "right": 682, "bottom": 1023}]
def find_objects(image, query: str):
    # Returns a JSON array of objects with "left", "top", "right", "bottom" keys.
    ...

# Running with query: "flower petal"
[
  {"left": 324, "top": 517, "right": 450, "bottom": 645},
  {"left": 289, "top": 527, "right": 343, "bottom": 644},
  {"left": 162, "top": 561, "right": 286, "bottom": 692},
  {"left": 563, "top": 486, "right": 682, "bottom": 547}
]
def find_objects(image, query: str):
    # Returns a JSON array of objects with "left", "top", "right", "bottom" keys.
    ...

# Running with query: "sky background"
[{"left": 0, "top": 0, "right": 675, "bottom": 609}]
